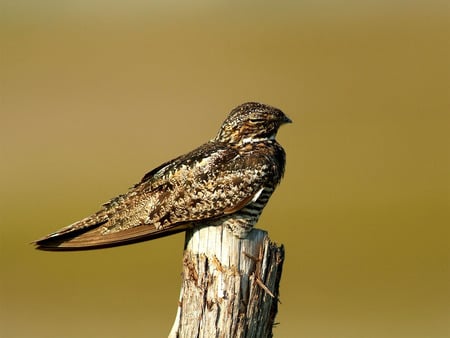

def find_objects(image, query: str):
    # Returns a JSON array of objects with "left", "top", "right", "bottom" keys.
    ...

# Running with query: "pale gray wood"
[{"left": 169, "top": 225, "right": 284, "bottom": 338}]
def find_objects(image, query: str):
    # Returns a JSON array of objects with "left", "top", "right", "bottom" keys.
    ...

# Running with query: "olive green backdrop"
[{"left": 1, "top": 1, "right": 448, "bottom": 337}]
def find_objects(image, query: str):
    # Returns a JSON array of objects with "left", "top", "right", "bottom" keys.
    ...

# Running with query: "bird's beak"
[{"left": 283, "top": 115, "right": 293, "bottom": 124}]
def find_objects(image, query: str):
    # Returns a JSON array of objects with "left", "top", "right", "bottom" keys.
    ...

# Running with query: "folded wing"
[{"left": 35, "top": 142, "right": 269, "bottom": 250}]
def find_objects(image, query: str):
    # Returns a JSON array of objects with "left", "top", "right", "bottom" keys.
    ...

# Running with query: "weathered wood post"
[{"left": 169, "top": 224, "right": 285, "bottom": 338}]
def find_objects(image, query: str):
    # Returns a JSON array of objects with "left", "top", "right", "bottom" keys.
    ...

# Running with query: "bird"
[{"left": 34, "top": 102, "right": 291, "bottom": 250}]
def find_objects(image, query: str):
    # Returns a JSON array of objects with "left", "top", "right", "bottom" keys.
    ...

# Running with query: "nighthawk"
[{"left": 35, "top": 102, "right": 291, "bottom": 250}]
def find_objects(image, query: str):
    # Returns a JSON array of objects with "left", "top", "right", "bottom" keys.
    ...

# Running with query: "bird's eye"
[{"left": 249, "top": 118, "right": 264, "bottom": 123}]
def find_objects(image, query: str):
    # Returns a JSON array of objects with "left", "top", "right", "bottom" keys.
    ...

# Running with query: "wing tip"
[
  {"left": 32, "top": 219, "right": 109, "bottom": 251},
  {"left": 32, "top": 236, "right": 78, "bottom": 251},
  {"left": 33, "top": 223, "right": 192, "bottom": 251}
]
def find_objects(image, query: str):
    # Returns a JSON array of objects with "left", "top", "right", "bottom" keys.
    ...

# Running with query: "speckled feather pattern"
[{"left": 35, "top": 102, "right": 291, "bottom": 249}]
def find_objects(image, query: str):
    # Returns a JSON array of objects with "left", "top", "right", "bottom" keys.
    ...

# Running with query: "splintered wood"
[{"left": 169, "top": 226, "right": 284, "bottom": 338}]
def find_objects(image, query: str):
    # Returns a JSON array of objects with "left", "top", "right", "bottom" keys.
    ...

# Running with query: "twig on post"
[{"left": 169, "top": 224, "right": 285, "bottom": 338}]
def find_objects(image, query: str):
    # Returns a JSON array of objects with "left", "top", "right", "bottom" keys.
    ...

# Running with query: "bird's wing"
[{"left": 34, "top": 142, "right": 271, "bottom": 250}]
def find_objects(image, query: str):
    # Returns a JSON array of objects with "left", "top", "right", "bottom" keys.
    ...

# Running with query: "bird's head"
[{"left": 215, "top": 102, "right": 292, "bottom": 145}]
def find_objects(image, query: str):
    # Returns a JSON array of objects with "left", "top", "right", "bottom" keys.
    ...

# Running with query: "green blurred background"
[{"left": 1, "top": 1, "right": 448, "bottom": 337}]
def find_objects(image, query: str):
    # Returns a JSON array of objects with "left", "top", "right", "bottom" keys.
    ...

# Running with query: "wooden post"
[{"left": 169, "top": 225, "right": 285, "bottom": 338}]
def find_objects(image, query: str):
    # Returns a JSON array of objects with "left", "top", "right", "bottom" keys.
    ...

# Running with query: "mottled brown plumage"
[{"left": 35, "top": 102, "right": 291, "bottom": 250}]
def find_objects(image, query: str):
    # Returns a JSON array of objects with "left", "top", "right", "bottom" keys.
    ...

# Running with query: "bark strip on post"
[{"left": 169, "top": 225, "right": 284, "bottom": 338}]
